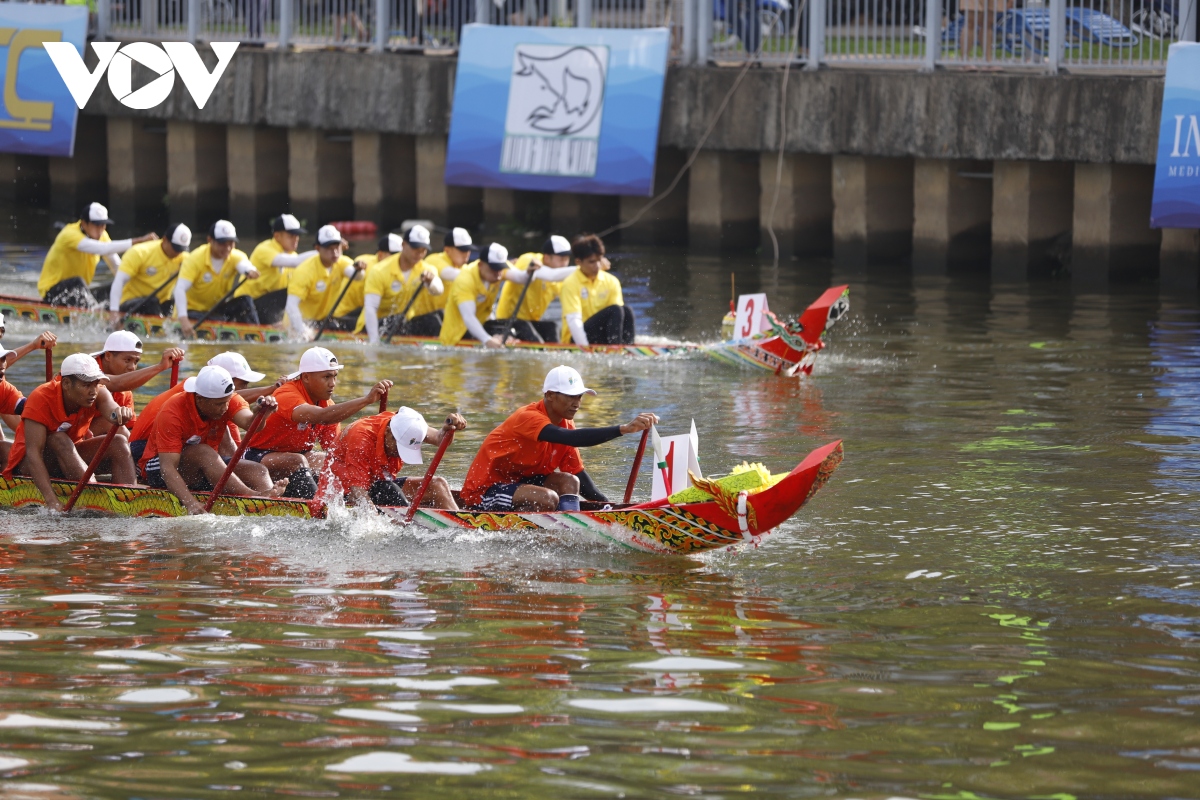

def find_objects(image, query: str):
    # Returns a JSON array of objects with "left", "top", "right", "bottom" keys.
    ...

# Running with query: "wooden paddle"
[
  {"left": 62, "top": 420, "right": 121, "bottom": 513},
  {"left": 44, "top": 346, "right": 52, "bottom": 382},
  {"left": 382, "top": 283, "right": 426, "bottom": 344},
  {"left": 623, "top": 428, "right": 650, "bottom": 504},
  {"left": 202, "top": 400, "right": 270, "bottom": 513},
  {"left": 379, "top": 388, "right": 388, "bottom": 414},
  {"left": 124, "top": 270, "right": 180, "bottom": 318},
  {"left": 189, "top": 274, "right": 248, "bottom": 335},
  {"left": 169, "top": 358, "right": 180, "bottom": 388},
  {"left": 314, "top": 263, "right": 365, "bottom": 342},
  {"left": 401, "top": 423, "right": 454, "bottom": 524}
]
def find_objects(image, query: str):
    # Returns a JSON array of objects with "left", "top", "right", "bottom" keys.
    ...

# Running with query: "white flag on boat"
[
  {"left": 733, "top": 293, "right": 769, "bottom": 339},
  {"left": 651, "top": 420, "right": 702, "bottom": 501}
]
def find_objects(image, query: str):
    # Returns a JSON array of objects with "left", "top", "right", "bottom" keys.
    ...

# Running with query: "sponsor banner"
[
  {"left": 446, "top": 24, "right": 669, "bottom": 196},
  {"left": 0, "top": 2, "right": 87, "bottom": 157},
  {"left": 1152, "top": 42, "right": 1200, "bottom": 229}
]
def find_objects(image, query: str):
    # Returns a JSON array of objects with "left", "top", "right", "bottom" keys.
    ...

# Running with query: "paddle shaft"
[
  {"left": 402, "top": 427, "right": 454, "bottom": 523},
  {"left": 44, "top": 347, "right": 52, "bottom": 382},
  {"left": 203, "top": 406, "right": 269, "bottom": 513},
  {"left": 61, "top": 421, "right": 121, "bottom": 512},
  {"left": 189, "top": 274, "right": 248, "bottom": 333},
  {"left": 501, "top": 273, "right": 535, "bottom": 341},
  {"left": 379, "top": 388, "right": 388, "bottom": 414},
  {"left": 125, "top": 270, "right": 180, "bottom": 317},
  {"left": 314, "top": 264, "right": 364, "bottom": 341},
  {"left": 169, "top": 359, "right": 179, "bottom": 388},
  {"left": 382, "top": 282, "right": 426, "bottom": 343},
  {"left": 623, "top": 428, "right": 650, "bottom": 504}
]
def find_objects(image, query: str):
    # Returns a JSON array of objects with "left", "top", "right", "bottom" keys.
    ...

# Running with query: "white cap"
[
  {"left": 90, "top": 330, "right": 143, "bottom": 357},
  {"left": 0, "top": 347, "right": 14, "bottom": 363},
  {"left": 388, "top": 407, "right": 428, "bottom": 465},
  {"left": 60, "top": 353, "right": 109, "bottom": 383},
  {"left": 274, "top": 213, "right": 305, "bottom": 234},
  {"left": 184, "top": 365, "right": 235, "bottom": 399},
  {"left": 207, "top": 352, "right": 265, "bottom": 383},
  {"left": 543, "top": 365, "right": 595, "bottom": 397},
  {"left": 317, "top": 225, "right": 342, "bottom": 247},
  {"left": 484, "top": 242, "right": 509, "bottom": 266},
  {"left": 545, "top": 235, "right": 571, "bottom": 256},
  {"left": 0, "top": 312, "right": 6, "bottom": 327},
  {"left": 85, "top": 201, "right": 114, "bottom": 224},
  {"left": 405, "top": 224, "right": 431, "bottom": 248},
  {"left": 449, "top": 227, "right": 472, "bottom": 248},
  {"left": 211, "top": 219, "right": 237, "bottom": 242},
  {"left": 288, "top": 346, "right": 344, "bottom": 380},
  {"left": 168, "top": 223, "right": 192, "bottom": 251},
  {"left": 386, "top": 233, "right": 404, "bottom": 253}
]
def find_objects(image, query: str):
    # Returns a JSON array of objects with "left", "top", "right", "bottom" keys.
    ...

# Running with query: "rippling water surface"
[{"left": 0, "top": 237, "right": 1196, "bottom": 798}]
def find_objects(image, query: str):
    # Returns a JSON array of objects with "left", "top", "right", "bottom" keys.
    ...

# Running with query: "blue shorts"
[
  {"left": 243, "top": 448, "right": 310, "bottom": 463},
  {"left": 477, "top": 474, "right": 547, "bottom": 512},
  {"left": 143, "top": 456, "right": 230, "bottom": 491},
  {"left": 129, "top": 438, "right": 147, "bottom": 465}
]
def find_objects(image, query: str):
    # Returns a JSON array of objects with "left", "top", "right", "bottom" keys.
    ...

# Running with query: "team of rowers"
[
  {"left": 0, "top": 329, "right": 657, "bottom": 516},
  {"left": 38, "top": 202, "right": 637, "bottom": 347}
]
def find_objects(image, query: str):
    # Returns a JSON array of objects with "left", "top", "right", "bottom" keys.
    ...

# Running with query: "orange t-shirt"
[
  {"left": 95, "top": 355, "right": 136, "bottom": 424},
  {"left": 3, "top": 378, "right": 99, "bottom": 477},
  {"left": 0, "top": 379, "right": 25, "bottom": 416},
  {"left": 247, "top": 379, "right": 338, "bottom": 453},
  {"left": 138, "top": 390, "right": 249, "bottom": 475},
  {"left": 460, "top": 400, "right": 584, "bottom": 506},
  {"left": 129, "top": 382, "right": 186, "bottom": 443},
  {"left": 319, "top": 412, "right": 405, "bottom": 496}
]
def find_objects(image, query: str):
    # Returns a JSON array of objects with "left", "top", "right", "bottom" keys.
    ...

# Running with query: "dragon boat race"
[{"left": 0, "top": 0, "right": 1198, "bottom": 796}]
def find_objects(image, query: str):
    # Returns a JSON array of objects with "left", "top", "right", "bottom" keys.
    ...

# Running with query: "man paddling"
[
  {"left": 0, "top": 347, "right": 26, "bottom": 466},
  {"left": 90, "top": 331, "right": 186, "bottom": 437},
  {"left": 107, "top": 224, "right": 191, "bottom": 324},
  {"left": 491, "top": 235, "right": 577, "bottom": 343},
  {"left": 285, "top": 225, "right": 358, "bottom": 337},
  {"left": 244, "top": 346, "right": 392, "bottom": 498},
  {"left": 561, "top": 234, "right": 635, "bottom": 346},
  {"left": 319, "top": 406, "right": 467, "bottom": 510},
  {"left": 438, "top": 242, "right": 541, "bottom": 348},
  {"left": 0, "top": 313, "right": 57, "bottom": 368},
  {"left": 175, "top": 221, "right": 261, "bottom": 338},
  {"left": 418, "top": 226, "right": 475, "bottom": 325},
  {"left": 40, "top": 202, "right": 158, "bottom": 307},
  {"left": 3, "top": 353, "right": 137, "bottom": 512},
  {"left": 139, "top": 365, "right": 288, "bottom": 515},
  {"left": 328, "top": 234, "right": 400, "bottom": 331},
  {"left": 356, "top": 225, "right": 443, "bottom": 343},
  {"left": 237, "top": 214, "right": 316, "bottom": 325},
  {"left": 461, "top": 365, "right": 657, "bottom": 512}
]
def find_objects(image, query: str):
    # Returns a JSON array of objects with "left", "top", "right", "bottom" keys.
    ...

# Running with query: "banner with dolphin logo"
[{"left": 446, "top": 24, "right": 668, "bottom": 196}]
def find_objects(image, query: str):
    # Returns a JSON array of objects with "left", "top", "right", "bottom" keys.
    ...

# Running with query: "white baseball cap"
[
  {"left": 60, "top": 353, "right": 109, "bottom": 383},
  {"left": 384, "top": 233, "right": 404, "bottom": 253},
  {"left": 0, "top": 347, "right": 15, "bottom": 363},
  {"left": 388, "top": 406, "right": 428, "bottom": 465},
  {"left": 85, "top": 201, "right": 114, "bottom": 225},
  {"left": 446, "top": 227, "right": 472, "bottom": 249},
  {"left": 405, "top": 224, "right": 431, "bottom": 248},
  {"left": 208, "top": 352, "right": 265, "bottom": 383},
  {"left": 0, "top": 312, "right": 7, "bottom": 327},
  {"left": 543, "top": 235, "right": 571, "bottom": 256},
  {"left": 543, "top": 365, "right": 596, "bottom": 397},
  {"left": 317, "top": 225, "right": 342, "bottom": 247},
  {"left": 90, "top": 330, "right": 143, "bottom": 357},
  {"left": 168, "top": 223, "right": 192, "bottom": 251},
  {"left": 184, "top": 365, "right": 235, "bottom": 399},
  {"left": 210, "top": 219, "right": 237, "bottom": 243},
  {"left": 288, "top": 346, "right": 344, "bottom": 380},
  {"left": 273, "top": 213, "right": 305, "bottom": 234},
  {"left": 483, "top": 242, "right": 509, "bottom": 267}
]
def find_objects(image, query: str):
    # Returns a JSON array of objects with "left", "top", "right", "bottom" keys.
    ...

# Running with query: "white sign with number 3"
[{"left": 733, "top": 293, "right": 769, "bottom": 340}]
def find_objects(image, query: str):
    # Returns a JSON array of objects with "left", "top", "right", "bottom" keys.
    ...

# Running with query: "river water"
[{"left": 0, "top": 232, "right": 1196, "bottom": 799}]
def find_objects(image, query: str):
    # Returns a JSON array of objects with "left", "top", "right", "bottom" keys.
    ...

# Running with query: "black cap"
[{"left": 272, "top": 214, "right": 306, "bottom": 234}]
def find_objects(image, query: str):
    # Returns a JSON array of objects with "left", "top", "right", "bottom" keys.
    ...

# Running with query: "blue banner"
[
  {"left": 0, "top": 3, "right": 87, "bottom": 157},
  {"left": 1152, "top": 42, "right": 1200, "bottom": 229},
  {"left": 446, "top": 24, "right": 669, "bottom": 197}
]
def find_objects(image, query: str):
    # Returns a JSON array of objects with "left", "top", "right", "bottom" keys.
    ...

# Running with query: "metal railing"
[{"left": 93, "top": 0, "right": 1197, "bottom": 69}]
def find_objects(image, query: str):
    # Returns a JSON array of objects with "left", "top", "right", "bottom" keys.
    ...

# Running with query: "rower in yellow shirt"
[
  {"left": 285, "top": 225, "right": 358, "bottom": 337},
  {"left": 106, "top": 224, "right": 191, "bottom": 324},
  {"left": 490, "top": 235, "right": 577, "bottom": 343},
  {"left": 422, "top": 227, "right": 476, "bottom": 300},
  {"left": 357, "top": 226, "right": 444, "bottom": 343},
  {"left": 39, "top": 202, "right": 158, "bottom": 307},
  {"left": 560, "top": 234, "right": 634, "bottom": 345},
  {"left": 174, "top": 220, "right": 260, "bottom": 338},
  {"left": 333, "top": 232, "right": 404, "bottom": 332},
  {"left": 439, "top": 242, "right": 540, "bottom": 348},
  {"left": 236, "top": 214, "right": 316, "bottom": 324}
]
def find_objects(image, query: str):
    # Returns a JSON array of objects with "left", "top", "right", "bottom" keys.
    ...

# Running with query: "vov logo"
[{"left": 43, "top": 41, "right": 238, "bottom": 110}]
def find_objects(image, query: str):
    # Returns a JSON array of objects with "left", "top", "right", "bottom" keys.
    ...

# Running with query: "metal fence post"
[
  {"left": 1181, "top": 0, "right": 1198, "bottom": 41},
  {"left": 682, "top": 0, "right": 697, "bottom": 65},
  {"left": 96, "top": 0, "right": 110, "bottom": 39},
  {"left": 578, "top": 0, "right": 592, "bottom": 27},
  {"left": 476, "top": 0, "right": 490, "bottom": 24},
  {"left": 923, "top": 0, "right": 939, "bottom": 70},
  {"left": 374, "top": 0, "right": 389, "bottom": 50},
  {"left": 187, "top": 0, "right": 199, "bottom": 43},
  {"left": 279, "top": 0, "right": 293, "bottom": 49},
  {"left": 804, "top": 0, "right": 824, "bottom": 69},
  {"left": 697, "top": 0, "right": 710, "bottom": 64},
  {"left": 1047, "top": 0, "right": 1064, "bottom": 72}
]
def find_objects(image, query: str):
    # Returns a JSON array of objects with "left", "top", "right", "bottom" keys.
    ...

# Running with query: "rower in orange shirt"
[
  {"left": 89, "top": 330, "right": 185, "bottom": 437},
  {"left": 0, "top": 346, "right": 28, "bottom": 467},
  {"left": 244, "top": 346, "right": 392, "bottom": 499},
  {"left": 319, "top": 406, "right": 467, "bottom": 509},
  {"left": 138, "top": 365, "right": 287, "bottom": 515},
  {"left": 4, "top": 353, "right": 136, "bottom": 512},
  {"left": 460, "top": 365, "right": 657, "bottom": 512}
]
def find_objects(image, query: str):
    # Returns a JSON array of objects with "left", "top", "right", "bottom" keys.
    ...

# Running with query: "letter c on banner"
[
  {"left": 0, "top": 28, "right": 58, "bottom": 130},
  {"left": 107, "top": 41, "right": 174, "bottom": 110}
]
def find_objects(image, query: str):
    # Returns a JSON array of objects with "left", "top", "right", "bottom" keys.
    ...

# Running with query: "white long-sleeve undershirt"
[
  {"left": 286, "top": 295, "right": 307, "bottom": 337},
  {"left": 108, "top": 272, "right": 131, "bottom": 311},
  {"left": 174, "top": 278, "right": 192, "bottom": 318},
  {"left": 459, "top": 299, "right": 492, "bottom": 344},
  {"left": 567, "top": 313, "right": 588, "bottom": 346},
  {"left": 271, "top": 250, "right": 316, "bottom": 269},
  {"left": 76, "top": 237, "right": 132, "bottom": 256},
  {"left": 364, "top": 293, "right": 382, "bottom": 343},
  {"left": 439, "top": 265, "right": 460, "bottom": 283}
]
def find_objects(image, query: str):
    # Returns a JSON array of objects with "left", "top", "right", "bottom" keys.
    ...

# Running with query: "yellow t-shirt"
[
  {"left": 236, "top": 238, "right": 290, "bottom": 299},
  {"left": 420, "top": 251, "right": 458, "bottom": 312},
  {"left": 117, "top": 240, "right": 184, "bottom": 304},
  {"left": 438, "top": 262, "right": 504, "bottom": 346},
  {"left": 497, "top": 253, "right": 563, "bottom": 322},
  {"left": 288, "top": 254, "right": 354, "bottom": 322},
  {"left": 560, "top": 269, "right": 624, "bottom": 343},
  {"left": 39, "top": 221, "right": 112, "bottom": 297},
  {"left": 352, "top": 255, "right": 437, "bottom": 333},
  {"left": 179, "top": 244, "right": 250, "bottom": 312},
  {"left": 332, "top": 255, "right": 376, "bottom": 318}
]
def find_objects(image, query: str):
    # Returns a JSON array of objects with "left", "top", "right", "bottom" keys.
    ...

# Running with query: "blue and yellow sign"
[{"left": 0, "top": 2, "right": 87, "bottom": 157}]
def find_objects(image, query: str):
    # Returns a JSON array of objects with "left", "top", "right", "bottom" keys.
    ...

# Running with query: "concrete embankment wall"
[{"left": 4, "top": 48, "right": 1198, "bottom": 291}]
